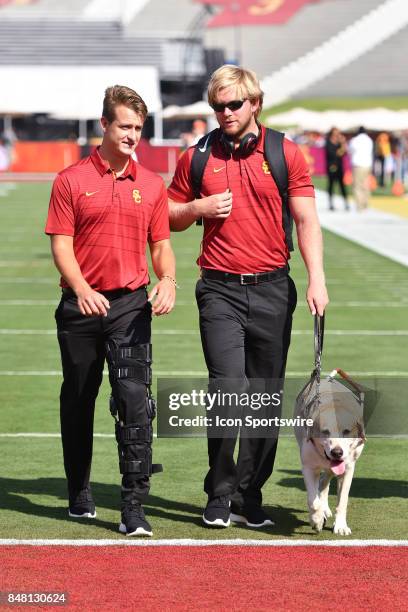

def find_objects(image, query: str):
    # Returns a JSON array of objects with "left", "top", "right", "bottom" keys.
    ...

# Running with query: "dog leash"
[
  {"left": 314, "top": 314, "right": 364, "bottom": 404},
  {"left": 314, "top": 313, "right": 325, "bottom": 384}
]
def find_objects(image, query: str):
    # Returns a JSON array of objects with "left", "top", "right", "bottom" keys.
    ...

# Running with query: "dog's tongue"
[{"left": 330, "top": 460, "right": 346, "bottom": 475}]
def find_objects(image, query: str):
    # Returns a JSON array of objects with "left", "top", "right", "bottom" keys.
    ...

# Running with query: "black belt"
[
  {"left": 62, "top": 287, "right": 136, "bottom": 299},
  {"left": 201, "top": 265, "right": 289, "bottom": 285}
]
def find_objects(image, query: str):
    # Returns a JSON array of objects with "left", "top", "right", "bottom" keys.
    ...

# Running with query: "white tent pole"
[
  {"left": 153, "top": 111, "right": 163, "bottom": 142},
  {"left": 78, "top": 119, "right": 87, "bottom": 145},
  {"left": 3, "top": 115, "right": 13, "bottom": 136}
]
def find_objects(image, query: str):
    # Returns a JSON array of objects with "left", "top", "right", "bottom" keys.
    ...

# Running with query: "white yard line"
[
  {"left": 0, "top": 433, "right": 155, "bottom": 439},
  {"left": 0, "top": 433, "right": 406, "bottom": 439},
  {"left": 0, "top": 300, "right": 406, "bottom": 308},
  {"left": 0, "top": 329, "right": 408, "bottom": 336},
  {"left": 0, "top": 538, "right": 406, "bottom": 547},
  {"left": 0, "top": 370, "right": 407, "bottom": 377}
]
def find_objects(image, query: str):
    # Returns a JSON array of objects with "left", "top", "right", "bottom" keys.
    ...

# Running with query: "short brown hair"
[
  {"left": 207, "top": 65, "right": 264, "bottom": 119},
  {"left": 102, "top": 85, "right": 148, "bottom": 122}
]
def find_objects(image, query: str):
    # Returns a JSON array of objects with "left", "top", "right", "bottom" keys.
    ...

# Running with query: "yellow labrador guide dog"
[{"left": 294, "top": 315, "right": 365, "bottom": 536}]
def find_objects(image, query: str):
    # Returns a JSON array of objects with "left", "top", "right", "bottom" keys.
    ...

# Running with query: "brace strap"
[
  {"left": 118, "top": 344, "right": 152, "bottom": 363},
  {"left": 115, "top": 423, "right": 152, "bottom": 444},
  {"left": 113, "top": 364, "right": 152, "bottom": 385},
  {"left": 119, "top": 459, "right": 163, "bottom": 475}
]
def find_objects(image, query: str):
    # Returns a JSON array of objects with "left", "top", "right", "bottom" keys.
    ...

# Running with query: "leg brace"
[{"left": 107, "top": 342, "right": 162, "bottom": 479}]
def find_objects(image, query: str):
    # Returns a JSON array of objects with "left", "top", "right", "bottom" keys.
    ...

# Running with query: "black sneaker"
[
  {"left": 119, "top": 503, "right": 152, "bottom": 537},
  {"left": 202, "top": 495, "right": 231, "bottom": 527},
  {"left": 68, "top": 488, "right": 96, "bottom": 518},
  {"left": 230, "top": 502, "right": 274, "bottom": 528}
]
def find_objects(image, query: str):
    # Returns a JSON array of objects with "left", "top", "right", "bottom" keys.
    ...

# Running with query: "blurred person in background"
[
  {"left": 400, "top": 130, "right": 408, "bottom": 186},
  {"left": 349, "top": 126, "right": 374, "bottom": 211},
  {"left": 375, "top": 132, "right": 392, "bottom": 187},
  {"left": 167, "top": 65, "right": 328, "bottom": 529},
  {"left": 181, "top": 118, "right": 208, "bottom": 149},
  {"left": 45, "top": 85, "right": 176, "bottom": 537},
  {"left": 325, "top": 127, "right": 349, "bottom": 211},
  {"left": 190, "top": 119, "right": 207, "bottom": 145}
]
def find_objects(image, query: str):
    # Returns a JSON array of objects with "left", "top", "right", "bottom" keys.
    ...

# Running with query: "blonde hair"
[
  {"left": 102, "top": 85, "right": 148, "bottom": 122},
  {"left": 207, "top": 65, "right": 264, "bottom": 119}
]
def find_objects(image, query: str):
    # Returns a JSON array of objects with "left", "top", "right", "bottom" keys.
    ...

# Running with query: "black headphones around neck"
[{"left": 219, "top": 126, "right": 260, "bottom": 158}]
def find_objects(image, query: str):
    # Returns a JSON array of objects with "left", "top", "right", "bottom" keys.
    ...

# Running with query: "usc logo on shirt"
[
  {"left": 262, "top": 161, "right": 271, "bottom": 175},
  {"left": 132, "top": 189, "right": 142, "bottom": 204}
]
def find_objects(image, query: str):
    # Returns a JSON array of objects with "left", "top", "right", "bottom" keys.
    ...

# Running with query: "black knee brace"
[{"left": 107, "top": 342, "right": 162, "bottom": 479}]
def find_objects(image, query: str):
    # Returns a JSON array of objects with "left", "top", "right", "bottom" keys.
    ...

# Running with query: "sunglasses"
[{"left": 211, "top": 99, "right": 247, "bottom": 113}]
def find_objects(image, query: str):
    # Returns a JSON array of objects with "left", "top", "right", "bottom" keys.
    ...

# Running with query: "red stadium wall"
[
  {"left": 7, "top": 140, "right": 182, "bottom": 175},
  {"left": 136, "top": 139, "right": 181, "bottom": 175},
  {"left": 10, "top": 142, "right": 80, "bottom": 173},
  {"left": 6, "top": 141, "right": 330, "bottom": 177}
]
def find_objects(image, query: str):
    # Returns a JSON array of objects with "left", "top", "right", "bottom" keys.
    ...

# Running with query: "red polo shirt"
[
  {"left": 45, "top": 148, "right": 169, "bottom": 291},
  {"left": 168, "top": 126, "right": 314, "bottom": 273}
]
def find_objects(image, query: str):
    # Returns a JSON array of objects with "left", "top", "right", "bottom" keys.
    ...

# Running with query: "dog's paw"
[
  {"left": 322, "top": 506, "right": 332, "bottom": 519},
  {"left": 333, "top": 516, "right": 351, "bottom": 536},
  {"left": 310, "top": 510, "right": 325, "bottom": 532}
]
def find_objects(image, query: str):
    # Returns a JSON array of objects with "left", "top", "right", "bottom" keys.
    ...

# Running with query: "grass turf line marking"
[
  {"left": 0, "top": 433, "right": 406, "bottom": 439},
  {"left": 0, "top": 432, "right": 156, "bottom": 438},
  {"left": 0, "top": 433, "right": 113, "bottom": 438},
  {"left": 1, "top": 329, "right": 408, "bottom": 336},
  {"left": 0, "top": 370, "right": 407, "bottom": 376},
  {"left": 0, "top": 539, "right": 407, "bottom": 547},
  {"left": 0, "top": 300, "right": 407, "bottom": 308}
]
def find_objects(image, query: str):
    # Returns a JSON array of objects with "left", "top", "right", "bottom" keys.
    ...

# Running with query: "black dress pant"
[
  {"left": 327, "top": 169, "right": 348, "bottom": 203},
  {"left": 55, "top": 287, "right": 151, "bottom": 502},
  {"left": 196, "top": 271, "right": 297, "bottom": 507}
]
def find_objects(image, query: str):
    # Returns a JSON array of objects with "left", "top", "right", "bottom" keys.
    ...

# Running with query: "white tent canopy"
[
  {"left": 162, "top": 100, "right": 213, "bottom": 120},
  {"left": 266, "top": 108, "right": 408, "bottom": 132},
  {"left": 0, "top": 66, "right": 162, "bottom": 119}
]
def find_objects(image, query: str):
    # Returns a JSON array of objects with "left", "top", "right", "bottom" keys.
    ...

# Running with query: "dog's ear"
[{"left": 357, "top": 421, "right": 366, "bottom": 443}]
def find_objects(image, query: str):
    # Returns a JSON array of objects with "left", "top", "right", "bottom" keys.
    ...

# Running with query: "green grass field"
[{"left": 0, "top": 182, "right": 407, "bottom": 541}]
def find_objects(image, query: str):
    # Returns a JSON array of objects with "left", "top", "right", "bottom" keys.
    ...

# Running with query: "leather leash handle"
[
  {"left": 314, "top": 313, "right": 325, "bottom": 382},
  {"left": 333, "top": 368, "right": 363, "bottom": 394}
]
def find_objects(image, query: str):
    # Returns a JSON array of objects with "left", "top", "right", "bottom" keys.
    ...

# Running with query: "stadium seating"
[
  {"left": 0, "top": 20, "right": 161, "bottom": 66},
  {"left": 204, "top": 0, "right": 385, "bottom": 76},
  {"left": 126, "top": 0, "right": 203, "bottom": 38},
  {"left": 0, "top": 0, "right": 206, "bottom": 79},
  {"left": 261, "top": 0, "right": 408, "bottom": 106},
  {"left": 296, "top": 22, "right": 408, "bottom": 97}
]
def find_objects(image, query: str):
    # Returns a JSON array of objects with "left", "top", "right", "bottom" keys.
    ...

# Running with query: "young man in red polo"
[
  {"left": 46, "top": 85, "right": 177, "bottom": 537},
  {"left": 168, "top": 65, "right": 328, "bottom": 528}
]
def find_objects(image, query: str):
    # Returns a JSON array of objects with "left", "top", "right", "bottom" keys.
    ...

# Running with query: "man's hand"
[
  {"left": 306, "top": 279, "right": 329, "bottom": 316},
  {"left": 192, "top": 189, "right": 232, "bottom": 219},
  {"left": 75, "top": 287, "right": 110, "bottom": 317},
  {"left": 148, "top": 278, "right": 176, "bottom": 316}
]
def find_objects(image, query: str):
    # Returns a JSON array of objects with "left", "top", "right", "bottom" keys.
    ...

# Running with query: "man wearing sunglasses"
[{"left": 168, "top": 65, "right": 328, "bottom": 529}]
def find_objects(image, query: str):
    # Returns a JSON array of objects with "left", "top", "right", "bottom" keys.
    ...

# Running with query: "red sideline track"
[{"left": 1, "top": 546, "right": 407, "bottom": 611}]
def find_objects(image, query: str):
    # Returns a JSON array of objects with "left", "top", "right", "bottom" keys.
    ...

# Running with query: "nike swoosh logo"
[
  {"left": 85, "top": 191, "right": 99, "bottom": 197},
  {"left": 213, "top": 167, "right": 224, "bottom": 173},
  {"left": 198, "top": 135, "right": 210, "bottom": 153}
]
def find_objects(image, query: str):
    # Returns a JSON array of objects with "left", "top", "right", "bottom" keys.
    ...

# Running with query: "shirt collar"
[{"left": 91, "top": 146, "right": 137, "bottom": 181}]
